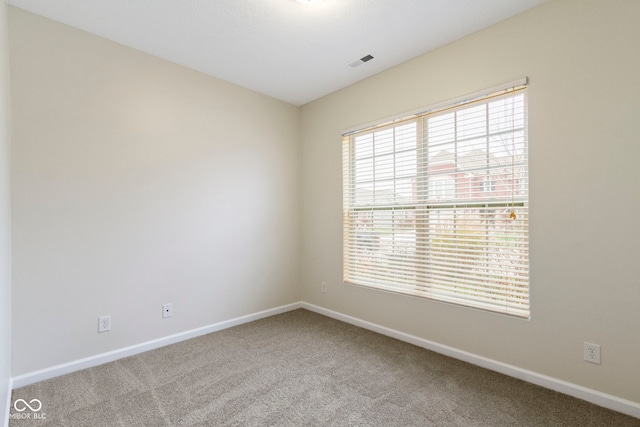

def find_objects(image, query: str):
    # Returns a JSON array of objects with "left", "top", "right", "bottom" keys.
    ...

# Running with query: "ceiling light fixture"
[{"left": 296, "top": 0, "right": 321, "bottom": 4}]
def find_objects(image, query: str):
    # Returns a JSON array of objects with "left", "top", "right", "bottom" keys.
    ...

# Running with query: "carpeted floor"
[{"left": 9, "top": 309, "right": 640, "bottom": 426}]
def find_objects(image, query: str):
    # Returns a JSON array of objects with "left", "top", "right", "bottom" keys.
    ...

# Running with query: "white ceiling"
[{"left": 8, "top": 0, "right": 548, "bottom": 106}]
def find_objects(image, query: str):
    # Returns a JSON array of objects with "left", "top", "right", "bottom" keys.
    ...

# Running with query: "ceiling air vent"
[{"left": 348, "top": 54, "right": 374, "bottom": 68}]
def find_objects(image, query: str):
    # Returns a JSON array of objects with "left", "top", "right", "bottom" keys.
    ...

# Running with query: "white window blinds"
[{"left": 342, "top": 82, "right": 529, "bottom": 318}]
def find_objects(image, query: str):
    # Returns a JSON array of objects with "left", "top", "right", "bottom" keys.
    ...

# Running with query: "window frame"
[{"left": 342, "top": 79, "right": 530, "bottom": 318}]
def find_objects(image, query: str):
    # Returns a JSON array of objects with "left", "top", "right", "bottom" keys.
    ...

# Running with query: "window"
[
  {"left": 482, "top": 176, "right": 495, "bottom": 193},
  {"left": 342, "top": 81, "right": 529, "bottom": 318}
]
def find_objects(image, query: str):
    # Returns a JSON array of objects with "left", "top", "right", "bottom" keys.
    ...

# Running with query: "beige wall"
[
  {"left": 9, "top": 8, "right": 301, "bottom": 375},
  {"left": 7, "top": 0, "right": 640, "bottom": 410},
  {"left": 0, "top": 0, "right": 12, "bottom": 422},
  {"left": 301, "top": 0, "right": 640, "bottom": 404}
]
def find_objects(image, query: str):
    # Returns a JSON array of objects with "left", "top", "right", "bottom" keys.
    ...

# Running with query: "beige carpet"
[{"left": 9, "top": 309, "right": 640, "bottom": 426}]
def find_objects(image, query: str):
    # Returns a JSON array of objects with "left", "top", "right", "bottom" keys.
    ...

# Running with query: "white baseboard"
[
  {"left": 2, "top": 377, "right": 11, "bottom": 427},
  {"left": 10, "top": 301, "right": 640, "bottom": 420},
  {"left": 11, "top": 302, "right": 302, "bottom": 389},
  {"left": 301, "top": 302, "right": 640, "bottom": 420}
]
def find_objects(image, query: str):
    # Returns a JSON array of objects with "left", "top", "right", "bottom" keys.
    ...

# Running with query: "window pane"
[
  {"left": 396, "top": 178, "right": 415, "bottom": 203},
  {"left": 396, "top": 123, "right": 417, "bottom": 151},
  {"left": 374, "top": 128, "right": 394, "bottom": 155},
  {"left": 427, "top": 113, "right": 455, "bottom": 145},
  {"left": 457, "top": 104, "right": 486, "bottom": 139},
  {"left": 396, "top": 149, "right": 417, "bottom": 178},
  {"left": 354, "top": 134, "right": 373, "bottom": 159},
  {"left": 355, "top": 157, "right": 373, "bottom": 183}
]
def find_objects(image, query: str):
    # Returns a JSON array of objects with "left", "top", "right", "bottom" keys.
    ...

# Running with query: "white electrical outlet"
[
  {"left": 321, "top": 282, "right": 327, "bottom": 293},
  {"left": 584, "top": 342, "right": 601, "bottom": 364},
  {"left": 162, "top": 303, "right": 173, "bottom": 318},
  {"left": 98, "top": 315, "right": 111, "bottom": 333}
]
